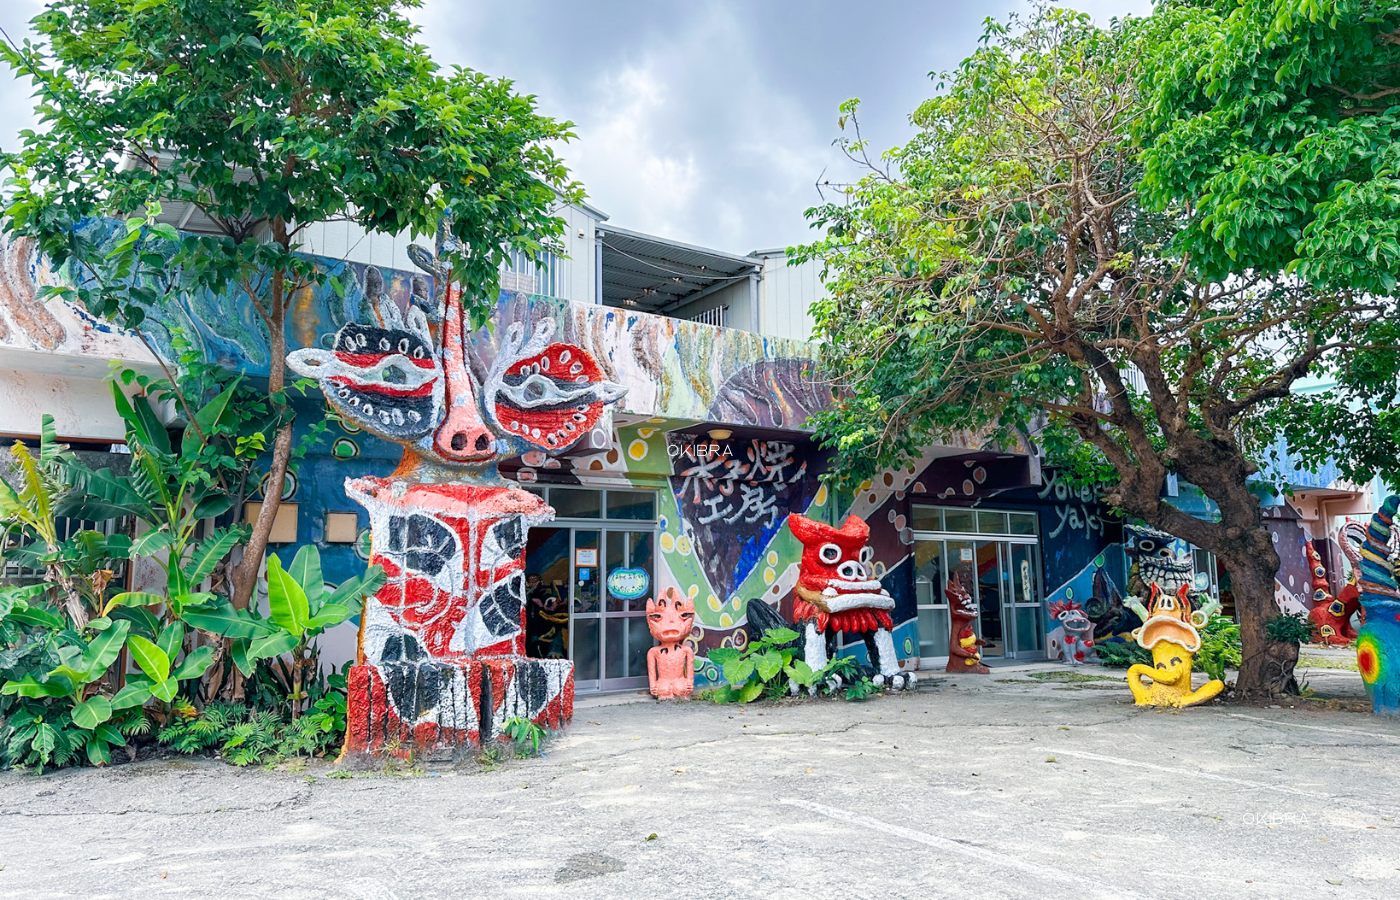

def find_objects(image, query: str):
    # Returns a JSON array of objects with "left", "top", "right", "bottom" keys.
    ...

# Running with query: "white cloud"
[{"left": 571, "top": 65, "right": 701, "bottom": 238}]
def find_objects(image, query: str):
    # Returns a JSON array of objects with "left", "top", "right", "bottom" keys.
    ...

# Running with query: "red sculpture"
[
  {"left": 287, "top": 220, "right": 626, "bottom": 756},
  {"left": 788, "top": 513, "right": 913, "bottom": 690},
  {"left": 945, "top": 573, "right": 989, "bottom": 674},
  {"left": 645, "top": 587, "right": 696, "bottom": 700},
  {"left": 1309, "top": 541, "right": 1359, "bottom": 645}
]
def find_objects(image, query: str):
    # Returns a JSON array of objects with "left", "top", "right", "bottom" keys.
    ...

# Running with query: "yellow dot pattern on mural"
[
  {"left": 719, "top": 613, "right": 734, "bottom": 628},
  {"left": 766, "top": 550, "right": 778, "bottom": 566},
  {"left": 660, "top": 533, "right": 675, "bottom": 552},
  {"left": 687, "top": 585, "right": 700, "bottom": 600},
  {"left": 677, "top": 535, "right": 692, "bottom": 556},
  {"left": 814, "top": 484, "right": 828, "bottom": 506},
  {"left": 628, "top": 439, "right": 648, "bottom": 461},
  {"left": 764, "top": 567, "right": 776, "bottom": 585},
  {"left": 707, "top": 594, "right": 722, "bottom": 611}
]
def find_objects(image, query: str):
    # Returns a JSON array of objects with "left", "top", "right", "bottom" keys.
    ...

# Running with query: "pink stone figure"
[{"left": 646, "top": 587, "right": 696, "bottom": 700}]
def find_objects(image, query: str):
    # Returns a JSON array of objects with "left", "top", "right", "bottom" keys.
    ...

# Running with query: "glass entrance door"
[
  {"left": 564, "top": 528, "right": 655, "bottom": 690},
  {"left": 602, "top": 529, "right": 654, "bottom": 690},
  {"left": 522, "top": 486, "right": 658, "bottom": 692},
  {"left": 911, "top": 506, "right": 1044, "bottom": 663},
  {"left": 975, "top": 541, "right": 1006, "bottom": 659}
]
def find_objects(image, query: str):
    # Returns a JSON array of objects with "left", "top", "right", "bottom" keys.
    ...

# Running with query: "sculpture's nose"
[
  {"left": 838, "top": 560, "right": 864, "bottom": 581},
  {"left": 432, "top": 285, "right": 497, "bottom": 463}
]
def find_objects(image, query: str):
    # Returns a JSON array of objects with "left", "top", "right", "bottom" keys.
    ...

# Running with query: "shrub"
[
  {"left": 1094, "top": 639, "right": 1151, "bottom": 669},
  {"left": 1195, "top": 615, "right": 1242, "bottom": 682},
  {"left": 1266, "top": 612, "right": 1314, "bottom": 646},
  {"left": 706, "top": 630, "right": 874, "bottom": 703}
]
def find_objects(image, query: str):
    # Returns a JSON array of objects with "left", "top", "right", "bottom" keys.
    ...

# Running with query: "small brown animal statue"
[
  {"left": 646, "top": 587, "right": 696, "bottom": 700},
  {"left": 946, "top": 573, "right": 990, "bottom": 674}
]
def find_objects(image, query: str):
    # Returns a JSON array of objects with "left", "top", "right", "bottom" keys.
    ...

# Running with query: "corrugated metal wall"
[
  {"left": 757, "top": 252, "right": 825, "bottom": 342},
  {"left": 294, "top": 204, "right": 601, "bottom": 304}
]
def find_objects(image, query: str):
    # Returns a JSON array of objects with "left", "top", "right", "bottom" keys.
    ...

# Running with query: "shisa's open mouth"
[{"left": 797, "top": 578, "right": 895, "bottom": 614}]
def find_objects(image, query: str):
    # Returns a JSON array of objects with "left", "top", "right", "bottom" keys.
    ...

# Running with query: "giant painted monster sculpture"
[
  {"left": 787, "top": 513, "right": 913, "bottom": 690},
  {"left": 645, "top": 586, "right": 696, "bottom": 700},
  {"left": 945, "top": 573, "right": 989, "bottom": 674},
  {"left": 1355, "top": 495, "right": 1400, "bottom": 715},
  {"left": 287, "top": 223, "right": 625, "bottom": 754},
  {"left": 1306, "top": 542, "right": 1359, "bottom": 646},
  {"left": 1125, "top": 584, "right": 1224, "bottom": 708}
]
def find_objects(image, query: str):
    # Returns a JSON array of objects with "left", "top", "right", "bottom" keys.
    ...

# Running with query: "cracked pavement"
[{"left": 2, "top": 663, "right": 1398, "bottom": 899}]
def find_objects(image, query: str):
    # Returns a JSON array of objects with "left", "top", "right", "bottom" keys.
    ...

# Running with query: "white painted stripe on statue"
[{"left": 782, "top": 798, "right": 1141, "bottom": 899}]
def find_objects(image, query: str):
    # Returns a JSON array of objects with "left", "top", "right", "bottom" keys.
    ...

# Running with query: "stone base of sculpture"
[{"left": 344, "top": 657, "right": 574, "bottom": 756}]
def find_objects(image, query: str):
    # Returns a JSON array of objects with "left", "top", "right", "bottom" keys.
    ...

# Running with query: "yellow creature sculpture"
[{"left": 1125, "top": 583, "right": 1225, "bottom": 708}]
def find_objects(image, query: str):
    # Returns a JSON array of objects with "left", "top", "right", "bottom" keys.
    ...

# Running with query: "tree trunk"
[
  {"left": 230, "top": 276, "right": 294, "bottom": 611},
  {"left": 1222, "top": 546, "right": 1299, "bottom": 699}
]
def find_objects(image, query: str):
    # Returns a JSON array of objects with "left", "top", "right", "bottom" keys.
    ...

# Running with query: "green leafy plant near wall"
[
  {"left": 705, "top": 629, "right": 876, "bottom": 703},
  {"left": 1196, "top": 615, "right": 1243, "bottom": 683},
  {"left": 157, "top": 666, "right": 352, "bottom": 766},
  {"left": 0, "top": 420, "right": 205, "bottom": 768},
  {"left": 500, "top": 717, "right": 548, "bottom": 758},
  {"left": 1093, "top": 640, "right": 1152, "bottom": 669},
  {"left": 0, "top": 394, "right": 373, "bottom": 769},
  {"left": 1265, "top": 612, "right": 1314, "bottom": 647},
  {"left": 185, "top": 546, "right": 383, "bottom": 720}
]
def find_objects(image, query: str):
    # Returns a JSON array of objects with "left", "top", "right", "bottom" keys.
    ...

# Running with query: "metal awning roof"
[{"left": 597, "top": 224, "right": 759, "bottom": 314}]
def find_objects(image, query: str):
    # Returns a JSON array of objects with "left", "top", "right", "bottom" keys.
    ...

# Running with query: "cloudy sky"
[{"left": 1, "top": 0, "right": 1153, "bottom": 254}]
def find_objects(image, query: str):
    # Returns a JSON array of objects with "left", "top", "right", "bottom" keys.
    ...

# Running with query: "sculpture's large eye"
[
  {"left": 819, "top": 543, "right": 842, "bottom": 565},
  {"left": 1170, "top": 656, "right": 1182, "bottom": 667},
  {"left": 1155, "top": 662, "right": 1167, "bottom": 670},
  {"left": 859, "top": 546, "right": 874, "bottom": 564}
]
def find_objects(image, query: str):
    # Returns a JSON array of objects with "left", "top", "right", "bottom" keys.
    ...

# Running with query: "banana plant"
[
  {"left": 0, "top": 417, "right": 120, "bottom": 627},
  {"left": 184, "top": 545, "right": 383, "bottom": 719},
  {"left": 62, "top": 383, "right": 250, "bottom": 621}
]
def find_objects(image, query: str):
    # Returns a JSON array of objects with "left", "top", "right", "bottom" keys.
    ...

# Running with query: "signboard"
[
  {"left": 575, "top": 548, "right": 598, "bottom": 567},
  {"left": 607, "top": 567, "right": 650, "bottom": 600}
]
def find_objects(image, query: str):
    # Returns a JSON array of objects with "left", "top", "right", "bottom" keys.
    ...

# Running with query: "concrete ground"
[{"left": 2, "top": 659, "right": 1398, "bottom": 900}]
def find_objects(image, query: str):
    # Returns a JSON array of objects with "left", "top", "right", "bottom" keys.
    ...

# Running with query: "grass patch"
[
  {"left": 1028, "top": 671, "right": 1121, "bottom": 684},
  {"left": 1298, "top": 655, "right": 1358, "bottom": 672}
]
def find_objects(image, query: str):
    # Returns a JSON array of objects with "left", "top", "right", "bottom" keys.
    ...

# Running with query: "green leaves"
[
  {"left": 71, "top": 696, "right": 113, "bottom": 729},
  {"left": 127, "top": 634, "right": 171, "bottom": 684},
  {"left": 79, "top": 619, "right": 130, "bottom": 679},
  {"left": 3, "top": 0, "right": 579, "bottom": 339},
  {"left": 721, "top": 655, "right": 756, "bottom": 687},
  {"left": 754, "top": 649, "right": 784, "bottom": 682},
  {"left": 181, "top": 598, "right": 269, "bottom": 641},
  {"left": 266, "top": 552, "right": 310, "bottom": 639}
]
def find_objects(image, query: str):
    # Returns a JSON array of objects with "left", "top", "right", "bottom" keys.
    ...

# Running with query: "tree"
[
  {"left": 2, "top": 0, "right": 579, "bottom": 610},
  {"left": 795, "top": 8, "right": 1392, "bottom": 698},
  {"left": 1135, "top": 0, "right": 1400, "bottom": 488}
]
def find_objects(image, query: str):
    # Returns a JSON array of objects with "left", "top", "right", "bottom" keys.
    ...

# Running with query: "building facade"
[{"left": 0, "top": 204, "right": 1378, "bottom": 689}]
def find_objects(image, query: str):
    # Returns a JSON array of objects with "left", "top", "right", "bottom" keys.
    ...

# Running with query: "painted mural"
[{"left": 1, "top": 221, "right": 825, "bottom": 431}]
